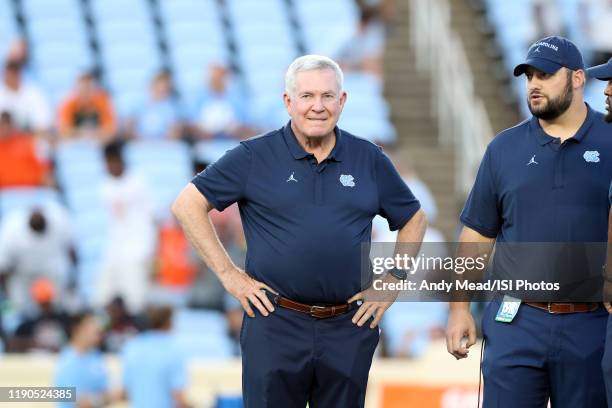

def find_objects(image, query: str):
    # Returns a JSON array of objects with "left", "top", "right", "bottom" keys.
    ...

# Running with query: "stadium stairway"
[
  {"left": 448, "top": 0, "right": 521, "bottom": 131},
  {"left": 384, "top": 0, "right": 458, "bottom": 240},
  {"left": 384, "top": 0, "right": 521, "bottom": 240}
]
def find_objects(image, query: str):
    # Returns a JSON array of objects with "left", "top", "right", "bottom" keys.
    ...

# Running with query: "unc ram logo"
[
  {"left": 583, "top": 151, "right": 600, "bottom": 163},
  {"left": 339, "top": 174, "right": 355, "bottom": 187}
]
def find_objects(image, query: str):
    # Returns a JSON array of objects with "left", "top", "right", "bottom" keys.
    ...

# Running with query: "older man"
[
  {"left": 173, "top": 55, "right": 426, "bottom": 408},
  {"left": 586, "top": 56, "right": 612, "bottom": 407}
]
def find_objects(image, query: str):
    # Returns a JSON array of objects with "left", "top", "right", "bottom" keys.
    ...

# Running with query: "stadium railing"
[{"left": 410, "top": 0, "right": 493, "bottom": 196}]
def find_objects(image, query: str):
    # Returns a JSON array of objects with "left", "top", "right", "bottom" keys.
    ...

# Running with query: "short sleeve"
[
  {"left": 608, "top": 181, "right": 611, "bottom": 206},
  {"left": 191, "top": 143, "right": 251, "bottom": 211},
  {"left": 376, "top": 149, "right": 421, "bottom": 231},
  {"left": 460, "top": 146, "right": 501, "bottom": 238}
]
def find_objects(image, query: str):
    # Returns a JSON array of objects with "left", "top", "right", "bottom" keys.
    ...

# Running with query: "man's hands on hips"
[
  {"left": 348, "top": 273, "right": 400, "bottom": 329},
  {"left": 220, "top": 267, "right": 277, "bottom": 318},
  {"left": 446, "top": 304, "right": 477, "bottom": 359}
]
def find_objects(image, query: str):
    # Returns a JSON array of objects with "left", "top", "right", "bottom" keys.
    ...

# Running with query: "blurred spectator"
[
  {"left": 120, "top": 305, "right": 190, "bottom": 408},
  {"left": 336, "top": 7, "right": 385, "bottom": 79},
  {"left": 188, "top": 206, "right": 243, "bottom": 310},
  {"left": 57, "top": 71, "right": 116, "bottom": 142},
  {"left": 356, "top": 0, "right": 398, "bottom": 26},
  {"left": 126, "top": 70, "right": 182, "bottom": 141},
  {"left": 5, "top": 38, "right": 35, "bottom": 81},
  {"left": 94, "top": 141, "right": 156, "bottom": 314},
  {"left": 0, "top": 61, "right": 52, "bottom": 136},
  {"left": 0, "top": 111, "right": 51, "bottom": 189},
  {"left": 101, "top": 296, "right": 141, "bottom": 353},
  {"left": 0, "top": 205, "right": 74, "bottom": 315},
  {"left": 189, "top": 63, "right": 252, "bottom": 140},
  {"left": 530, "top": 0, "right": 565, "bottom": 43},
  {"left": 55, "top": 311, "right": 114, "bottom": 408},
  {"left": 7, "top": 278, "right": 70, "bottom": 352},
  {"left": 150, "top": 217, "right": 197, "bottom": 307},
  {"left": 580, "top": 0, "right": 612, "bottom": 65}
]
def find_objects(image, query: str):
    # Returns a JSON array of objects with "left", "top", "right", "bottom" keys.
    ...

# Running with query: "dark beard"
[
  {"left": 606, "top": 98, "right": 612, "bottom": 123},
  {"left": 527, "top": 75, "right": 573, "bottom": 120}
]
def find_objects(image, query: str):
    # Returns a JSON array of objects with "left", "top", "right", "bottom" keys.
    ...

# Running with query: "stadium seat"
[
  {"left": 55, "top": 140, "right": 106, "bottom": 190},
  {"left": 124, "top": 141, "right": 193, "bottom": 218},
  {"left": 193, "top": 139, "right": 240, "bottom": 165},
  {"left": 294, "top": 0, "right": 358, "bottom": 55},
  {"left": 165, "top": 21, "right": 225, "bottom": 51},
  {"left": 226, "top": 0, "right": 288, "bottom": 26},
  {"left": 0, "top": 187, "right": 62, "bottom": 218},
  {"left": 172, "top": 42, "right": 228, "bottom": 73},
  {"left": 28, "top": 18, "right": 89, "bottom": 45},
  {"left": 90, "top": 0, "right": 151, "bottom": 22},
  {"left": 233, "top": 23, "right": 295, "bottom": 51},
  {"left": 0, "top": 1, "right": 18, "bottom": 57},
  {"left": 172, "top": 309, "right": 234, "bottom": 360},
  {"left": 97, "top": 20, "right": 157, "bottom": 50},
  {"left": 21, "top": 0, "right": 82, "bottom": 21},
  {"left": 159, "top": 0, "right": 219, "bottom": 24}
]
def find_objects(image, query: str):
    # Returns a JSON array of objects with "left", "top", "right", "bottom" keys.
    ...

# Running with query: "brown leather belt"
[
  {"left": 273, "top": 295, "right": 354, "bottom": 319},
  {"left": 524, "top": 302, "right": 600, "bottom": 314}
]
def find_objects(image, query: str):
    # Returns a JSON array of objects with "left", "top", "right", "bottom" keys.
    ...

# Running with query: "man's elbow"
[
  {"left": 411, "top": 208, "right": 428, "bottom": 232},
  {"left": 171, "top": 193, "right": 186, "bottom": 221}
]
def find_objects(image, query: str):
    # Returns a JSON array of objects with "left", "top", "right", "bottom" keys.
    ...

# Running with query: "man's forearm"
[
  {"left": 451, "top": 227, "right": 496, "bottom": 305},
  {"left": 394, "top": 208, "right": 427, "bottom": 258},
  {"left": 172, "top": 184, "right": 237, "bottom": 280}
]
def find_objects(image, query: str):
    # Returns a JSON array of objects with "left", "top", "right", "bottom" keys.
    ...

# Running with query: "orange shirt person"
[
  {"left": 0, "top": 111, "right": 49, "bottom": 188},
  {"left": 57, "top": 71, "right": 116, "bottom": 142}
]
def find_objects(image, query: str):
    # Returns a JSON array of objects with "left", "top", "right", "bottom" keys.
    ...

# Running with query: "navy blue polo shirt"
[
  {"left": 461, "top": 104, "right": 612, "bottom": 242},
  {"left": 192, "top": 122, "right": 420, "bottom": 304}
]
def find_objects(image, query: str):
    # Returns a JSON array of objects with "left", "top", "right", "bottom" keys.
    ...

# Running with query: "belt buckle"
[
  {"left": 547, "top": 302, "right": 553, "bottom": 314},
  {"left": 310, "top": 305, "right": 327, "bottom": 318}
]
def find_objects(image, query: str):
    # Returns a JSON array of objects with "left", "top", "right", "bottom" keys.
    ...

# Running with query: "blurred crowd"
[{"left": 0, "top": 0, "right": 448, "bottom": 367}]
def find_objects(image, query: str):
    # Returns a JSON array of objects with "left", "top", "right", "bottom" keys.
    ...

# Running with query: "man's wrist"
[
  {"left": 449, "top": 302, "right": 471, "bottom": 312},
  {"left": 387, "top": 268, "right": 407, "bottom": 281}
]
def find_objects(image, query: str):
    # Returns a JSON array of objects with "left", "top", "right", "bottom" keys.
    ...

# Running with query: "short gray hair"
[{"left": 284, "top": 55, "right": 344, "bottom": 96}]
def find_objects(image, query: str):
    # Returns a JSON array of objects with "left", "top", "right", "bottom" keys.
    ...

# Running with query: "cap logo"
[{"left": 533, "top": 42, "right": 558, "bottom": 52}]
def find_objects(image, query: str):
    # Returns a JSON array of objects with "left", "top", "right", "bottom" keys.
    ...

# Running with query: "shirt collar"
[
  {"left": 530, "top": 103, "right": 595, "bottom": 145},
  {"left": 282, "top": 121, "right": 345, "bottom": 162}
]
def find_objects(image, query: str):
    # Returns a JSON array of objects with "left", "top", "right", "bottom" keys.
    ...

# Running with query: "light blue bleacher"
[
  {"left": 21, "top": 0, "right": 82, "bottom": 21},
  {"left": 173, "top": 43, "right": 229, "bottom": 101},
  {"left": 33, "top": 41, "right": 93, "bottom": 104},
  {"left": 0, "top": 187, "right": 62, "bottom": 218},
  {"left": 161, "top": 0, "right": 228, "bottom": 101},
  {"left": 294, "top": 0, "right": 358, "bottom": 56},
  {"left": 159, "top": 0, "right": 219, "bottom": 24},
  {"left": 172, "top": 308, "right": 234, "bottom": 360},
  {"left": 226, "top": 0, "right": 288, "bottom": 26},
  {"left": 55, "top": 140, "right": 110, "bottom": 301},
  {"left": 585, "top": 79, "right": 608, "bottom": 113},
  {"left": 0, "top": 1, "right": 18, "bottom": 62},
  {"left": 22, "top": 0, "right": 91, "bottom": 103},
  {"left": 124, "top": 140, "right": 193, "bottom": 219},
  {"left": 55, "top": 140, "right": 106, "bottom": 191},
  {"left": 90, "top": 0, "right": 151, "bottom": 22},
  {"left": 92, "top": 0, "right": 161, "bottom": 117},
  {"left": 339, "top": 73, "right": 396, "bottom": 144}
]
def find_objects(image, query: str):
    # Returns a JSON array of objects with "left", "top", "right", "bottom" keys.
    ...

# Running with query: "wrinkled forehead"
[{"left": 293, "top": 68, "right": 341, "bottom": 94}]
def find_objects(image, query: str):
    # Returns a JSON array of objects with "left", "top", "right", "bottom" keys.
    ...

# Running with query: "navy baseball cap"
[
  {"left": 586, "top": 57, "right": 612, "bottom": 80},
  {"left": 513, "top": 36, "right": 584, "bottom": 77}
]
